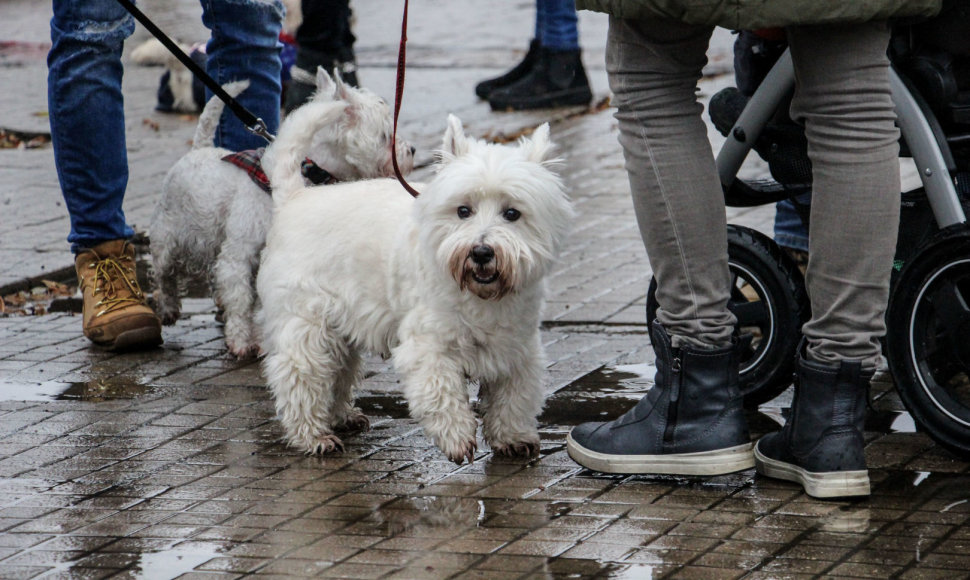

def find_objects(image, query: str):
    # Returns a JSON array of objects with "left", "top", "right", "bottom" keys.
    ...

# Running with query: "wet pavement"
[{"left": 2, "top": 1, "right": 970, "bottom": 579}]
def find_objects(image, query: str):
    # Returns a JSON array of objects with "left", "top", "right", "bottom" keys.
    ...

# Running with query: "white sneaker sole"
[
  {"left": 754, "top": 444, "right": 870, "bottom": 498},
  {"left": 566, "top": 433, "right": 755, "bottom": 476}
]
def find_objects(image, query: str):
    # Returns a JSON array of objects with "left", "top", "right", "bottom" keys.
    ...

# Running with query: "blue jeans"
[
  {"left": 49, "top": 0, "right": 283, "bottom": 253},
  {"left": 201, "top": 0, "right": 284, "bottom": 150},
  {"left": 536, "top": 0, "right": 580, "bottom": 51},
  {"left": 774, "top": 195, "right": 811, "bottom": 252}
]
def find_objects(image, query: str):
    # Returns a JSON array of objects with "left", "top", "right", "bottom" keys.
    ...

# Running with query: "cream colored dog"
[
  {"left": 257, "top": 115, "right": 573, "bottom": 463},
  {"left": 150, "top": 70, "right": 413, "bottom": 357}
]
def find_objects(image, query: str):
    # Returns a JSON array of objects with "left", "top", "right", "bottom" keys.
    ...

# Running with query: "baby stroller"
[{"left": 647, "top": 2, "right": 970, "bottom": 458}]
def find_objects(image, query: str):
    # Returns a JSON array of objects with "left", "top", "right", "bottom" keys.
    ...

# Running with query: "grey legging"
[{"left": 607, "top": 17, "right": 900, "bottom": 368}]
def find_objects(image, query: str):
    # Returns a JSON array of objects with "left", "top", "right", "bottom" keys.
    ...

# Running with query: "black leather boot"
[
  {"left": 487, "top": 47, "right": 592, "bottom": 111},
  {"left": 755, "top": 351, "right": 873, "bottom": 498},
  {"left": 567, "top": 322, "right": 754, "bottom": 475},
  {"left": 475, "top": 39, "right": 541, "bottom": 100}
]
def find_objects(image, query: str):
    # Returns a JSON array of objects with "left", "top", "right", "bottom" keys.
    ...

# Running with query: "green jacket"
[{"left": 575, "top": 0, "right": 942, "bottom": 30}]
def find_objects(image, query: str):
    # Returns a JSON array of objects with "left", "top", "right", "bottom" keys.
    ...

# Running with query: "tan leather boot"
[{"left": 75, "top": 240, "right": 161, "bottom": 351}]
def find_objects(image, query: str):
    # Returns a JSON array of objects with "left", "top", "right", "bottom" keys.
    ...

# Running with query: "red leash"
[{"left": 392, "top": 0, "right": 422, "bottom": 198}]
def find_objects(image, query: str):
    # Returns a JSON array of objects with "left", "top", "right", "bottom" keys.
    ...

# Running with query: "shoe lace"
[{"left": 90, "top": 255, "right": 145, "bottom": 318}]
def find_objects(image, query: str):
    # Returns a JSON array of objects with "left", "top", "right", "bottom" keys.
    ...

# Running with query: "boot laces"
[{"left": 89, "top": 255, "right": 145, "bottom": 318}]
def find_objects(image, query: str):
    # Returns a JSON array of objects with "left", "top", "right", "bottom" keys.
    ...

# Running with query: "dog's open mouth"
[{"left": 472, "top": 271, "right": 498, "bottom": 285}]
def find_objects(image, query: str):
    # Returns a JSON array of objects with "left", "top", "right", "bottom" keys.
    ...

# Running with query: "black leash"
[{"left": 114, "top": 0, "right": 274, "bottom": 143}]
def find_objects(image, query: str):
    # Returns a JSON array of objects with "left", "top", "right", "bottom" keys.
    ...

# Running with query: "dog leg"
[
  {"left": 395, "top": 340, "right": 479, "bottom": 464},
  {"left": 332, "top": 348, "right": 370, "bottom": 433},
  {"left": 150, "top": 239, "right": 182, "bottom": 325},
  {"left": 214, "top": 239, "right": 261, "bottom": 358},
  {"left": 480, "top": 350, "right": 543, "bottom": 458},
  {"left": 262, "top": 315, "right": 348, "bottom": 454}
]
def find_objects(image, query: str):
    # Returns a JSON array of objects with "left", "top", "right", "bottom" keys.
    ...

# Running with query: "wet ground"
[
  {"left": 3, "top": 1, "right": 970, "bottom": 579},
  {"left": 3, "top": 312, "right": 970, "bottom": 580}
]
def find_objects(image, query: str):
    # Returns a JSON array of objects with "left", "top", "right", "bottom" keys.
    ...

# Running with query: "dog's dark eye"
[
  {"left": 457, "top": 206, "right": 472, "bottom": 219},
  {"left": 503, "top": 208, "right": 521, "bottom": 222}
]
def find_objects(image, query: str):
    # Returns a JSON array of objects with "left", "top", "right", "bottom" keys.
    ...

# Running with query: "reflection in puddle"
[
  {"left": 374, "top": 496, "right": 485, "bottom": 535},
  {"left": 0, "top": 377, "right": 151, "bottom": 402},
  {"left": 818, "top": 507, "right": 871, "bottom": 533},
  {"left": 889, "top": 412, "right": 916, "bottom": 433},
  {"left": 610, "top": 564, "right": 657, "bottom": 579},
  {"left": 942, "top": 499, "right": 968, "bottom": 512},
  {"left": 865, "top": 408, "right": 917, "bottom": 434},
  {"left": 131, "top": 544, "right": 223, "bottom": 579},
  {"left": 357, "top": 393, "right": 411, "bottom": 419},
  {"left": 610, "top": 363, "right": 657, "bottom": 386}
]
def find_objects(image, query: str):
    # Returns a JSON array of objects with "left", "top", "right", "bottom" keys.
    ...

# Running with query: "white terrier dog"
[
  {"left": 150, "top": 69, "right": 413, "bottom": 357},
  {"left": 257, "top": 114, "right": 573, "bottom": 463}
]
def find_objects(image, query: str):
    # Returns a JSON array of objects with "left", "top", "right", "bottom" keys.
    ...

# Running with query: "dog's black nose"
[
  {"left": 471, "top": 245, "right": 494, "bottom": 265},
  {"left": 409, "top": 146, "right": 416, "bottom": 155}
]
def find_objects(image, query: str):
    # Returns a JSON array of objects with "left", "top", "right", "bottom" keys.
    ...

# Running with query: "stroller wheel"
[
  {"left": 646, "top": 225, "right": 809, "bottom": 407},
  {"left": 886, "top": 224, "right": 970, "bottom": 459}
]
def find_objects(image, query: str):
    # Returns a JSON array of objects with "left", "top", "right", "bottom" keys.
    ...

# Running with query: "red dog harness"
[{"left": 222, "top": 148, "right": 339, "bottom": 193}]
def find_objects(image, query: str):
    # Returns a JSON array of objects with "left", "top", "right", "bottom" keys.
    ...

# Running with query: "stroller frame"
[{"left": 717, "top": 49, "right": 967, "bottom": 228}]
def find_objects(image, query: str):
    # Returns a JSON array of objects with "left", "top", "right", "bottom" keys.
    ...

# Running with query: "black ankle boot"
[
  {"left": 754, "top": 351, "right": 873, "bottom": 498},
  {"left": 475, "top": 39, "right": 541, "bottom": 100},
  {"left": 567, "top": 322, "right": 754, "bottom": 475},
  {"left": 487, "top": 47, "right": 593, "bottom": 111}
]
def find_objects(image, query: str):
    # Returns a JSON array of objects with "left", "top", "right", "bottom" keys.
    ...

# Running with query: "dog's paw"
[
  {"left": 226, "top": 340, "right": 260, "bottom": 359},
  {"left": 159, "top": 312, "right": 180, "bottom": 326},
  {"left": 304, "top": 434, "right": 345, "bottom": 455},
  {"left": 439, "top": 438, "right": 477, "bottom": 465},
  {"left": 490, "top": 440, "right": 540, "bottom": 458},
  {"left": 335, "top": 410, "right": 370, "bottom": 433}
]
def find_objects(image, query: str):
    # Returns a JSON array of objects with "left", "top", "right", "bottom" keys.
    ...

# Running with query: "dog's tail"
[
  {"left": 263, "top": 100, "right": 347, "bottom": 207},
  {"left": 191, "top": 79, "right": 250, "bottom": 150}
]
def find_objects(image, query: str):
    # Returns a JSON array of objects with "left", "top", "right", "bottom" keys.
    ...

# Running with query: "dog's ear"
[
  {"left": 522, "top": 123, "right": 555, "bottom": 164},
  {"left": 313, "top": 67, "right": 338, "bottom": 101},
  {"left": 442, "top": 114, "right": 470, "bottom": 158}
]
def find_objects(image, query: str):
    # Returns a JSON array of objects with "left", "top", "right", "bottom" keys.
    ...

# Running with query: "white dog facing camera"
[{"left": 258, "top": 114, "right": 573, "bottom": 464}]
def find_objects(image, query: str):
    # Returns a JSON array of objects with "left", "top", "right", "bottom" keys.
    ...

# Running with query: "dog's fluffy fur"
[
  {"left": 150, "top": 69, "right": 413, "bottom": 357},
  {"left": 257, "top": 114, "right": 573, "bottom": 463}
]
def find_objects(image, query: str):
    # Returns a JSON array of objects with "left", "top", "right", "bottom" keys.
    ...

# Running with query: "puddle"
[
  {"left": 132, "top": 544, "right": 223, "bottom": 579},
  {"left": 0, "top": 377, "right": 151, "bottom": 402},
  {"left": 373, "top": 496, "right": 487, "bottom": 535},
  {"left": 818, "top": 506, "right": 871, "bottom": 533},
  {"left": 356, "top": 393, "right": 411, "bottom": 419},
  {"left": 609, "top": 564, "right": 658, "bottom": 579},
  {"left": 866, "top": 408, "right": 917, "bottom": 433},
  {"left": 541, "top": 363, "right": 656, "bottom": 426}
]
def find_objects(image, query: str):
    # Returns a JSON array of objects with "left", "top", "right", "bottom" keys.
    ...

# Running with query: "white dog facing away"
[
  {"left": 257, "top": 114, "right": 574, "bottom": 464},
  {"left": 150, "top": 69, "right": 413, "bottom": 357}
]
